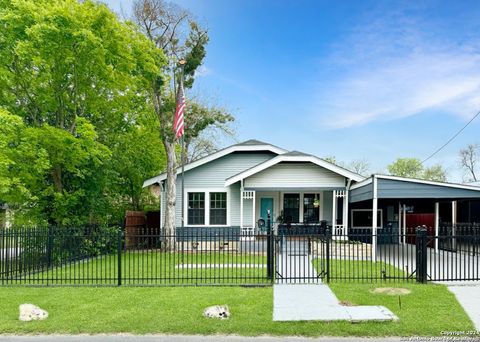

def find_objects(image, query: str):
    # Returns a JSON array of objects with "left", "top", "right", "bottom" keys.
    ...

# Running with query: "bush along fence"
[{"left": 0, "top": 223, "right": 479, "bottom": 286}]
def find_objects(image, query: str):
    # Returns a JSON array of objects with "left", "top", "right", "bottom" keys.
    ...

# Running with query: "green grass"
[
  {"left": 313, "top": 259, "right": 411, "bottom": 282},
  {"left": 3, "top": 251, "right": 269, "bottom": 285},
  {"left": 0, "top": 283, "right": 473, "bottom": 336}
]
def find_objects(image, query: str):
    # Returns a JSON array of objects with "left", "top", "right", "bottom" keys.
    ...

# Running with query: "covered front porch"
[{"left": 237, "top": 188, "right": 350, "bottom": 238}]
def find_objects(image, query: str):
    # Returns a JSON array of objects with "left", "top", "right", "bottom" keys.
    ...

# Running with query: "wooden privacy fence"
[{"left": 125, "top": 211, "right": 160, "bottom": 249}]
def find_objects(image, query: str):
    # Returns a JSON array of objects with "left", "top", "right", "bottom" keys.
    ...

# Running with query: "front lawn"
[
  {"left": 2, "top": 251, "right": 269, "bottom": 286},
  {"left": 0, "top": 283, "right": 473, "bottom": 336},
  {"left": 313, "top": 259, "right": 411, "bottom": 282}
]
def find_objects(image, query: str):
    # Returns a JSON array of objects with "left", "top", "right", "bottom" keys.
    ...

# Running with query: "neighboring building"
[{"left": 143, "top": 140, "right": 480, "bottom": 245}]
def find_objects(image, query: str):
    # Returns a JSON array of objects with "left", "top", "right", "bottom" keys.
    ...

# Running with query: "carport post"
[
  {"left": 372, "top": 176, "right": 378, "bottom": 262},
  {"left": 434, "top": 202, "right": 439, "bottom": 253},
  {"left": 398, "top": 202, "right": 402, "bottom": 245},
  {"left": 452, "top": 201, "right": 457, "bottom": 251}
]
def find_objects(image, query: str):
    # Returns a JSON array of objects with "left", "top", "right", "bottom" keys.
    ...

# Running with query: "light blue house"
[
  {"left": 143, "top": 140, "right": 363, "bottom": 238},
  {"left": 143, "top": 139, "right": 480, "bottom": 248}
]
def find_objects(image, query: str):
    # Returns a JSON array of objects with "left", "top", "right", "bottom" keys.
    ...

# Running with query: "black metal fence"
[{"left": 1, "top": 224, "right": 479, "bottom": 286}]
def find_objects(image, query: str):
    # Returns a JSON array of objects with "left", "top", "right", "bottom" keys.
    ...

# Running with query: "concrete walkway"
[
  {"left": 273, "top": 239, "right": 397, "bottom": 322},
  {"left": 273, "top": 284, "right": 397, "bottom": 322},
  {"left": 276, "top": 238, "right": 318, "bottom": 283},
  {"left": 448, "top": 284, "right": 480, "bottom": 330}
]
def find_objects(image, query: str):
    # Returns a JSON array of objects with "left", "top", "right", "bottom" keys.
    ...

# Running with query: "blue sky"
[{"left": 104, "top": 0, "right": 480, "bottom": 182}]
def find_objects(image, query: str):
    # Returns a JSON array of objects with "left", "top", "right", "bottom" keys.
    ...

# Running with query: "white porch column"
[
  {"left": 372, "top": 176, "right": 378, "bottom": 262},
  {"left": 240, "top": 180, "right": 244, "bottom": 231},
  {"left": 402, "top": 204, "right": 407, "bottom": 245},
  {"left": 332, "top": 190, "right": 337, "bottom": 234},
  {"left": 435, "top": 202, "right": 439, "bottom": 253},
  {"left": 252, "top": 191, "right": 256, "bottom": 230},
  {"left": 343, "top": 190, "right": 349, "bottom": 235}
]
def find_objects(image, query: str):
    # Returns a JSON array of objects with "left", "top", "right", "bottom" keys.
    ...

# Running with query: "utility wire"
[{"left": 421, "top": 109, "right": 480, "bottom": 164}]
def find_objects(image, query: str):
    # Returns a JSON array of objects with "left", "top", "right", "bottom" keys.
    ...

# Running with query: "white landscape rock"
[
  {"left": 203, "top": 305, "right": 230, "bottom": 319},
  {"left": 19, "top": 304, "right": 48, "bottom": 322}
]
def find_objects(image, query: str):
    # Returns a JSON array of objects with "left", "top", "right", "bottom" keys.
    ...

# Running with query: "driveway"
[{"left": 448, "top": 284, "right": 480, "bottom": 330}]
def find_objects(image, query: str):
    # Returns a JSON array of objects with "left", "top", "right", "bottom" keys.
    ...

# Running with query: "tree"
[
  {"left": 0, "top": 0, "right": 164, "bottom": 224},
  {"left": 0, "top": 109, "right": 49, "bottom": 217},
  {"left": 323, "top": 156, "right": 338, "bottom": 165},
  {"left": 110, "top": 115, "right": 167, "bottom": 213},
  {"left": 387, "top": 158, "right": 447, "bottom": 182},
  {"left": 459, "top": 144, "right": 479, "bottom": 182},
  {"left": 387, "top": 158, "right": 423, "bottom": 178},
  {"left": 186, "top": 124, "right": 236, "bottom": 163},
  {"left": 348, "top": 160, "right": 370, "bottom": 177},
  {"left": 422, "top": 165, "right": 447, "bottom": 182},
  {"left": 322, "top": 156, "right": 370, "bottom": 177},
  {"left": 133, "top": 0, "right": 234, "bottom": 249}
]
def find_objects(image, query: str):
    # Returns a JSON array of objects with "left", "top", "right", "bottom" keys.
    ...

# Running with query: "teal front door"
[{"left": 260, "top": 198, "right": 274, "bottom": 231}]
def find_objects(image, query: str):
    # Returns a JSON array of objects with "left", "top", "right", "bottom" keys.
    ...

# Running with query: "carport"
[{"left": 349, "top": 175, "right": 480, "bottom": 260}]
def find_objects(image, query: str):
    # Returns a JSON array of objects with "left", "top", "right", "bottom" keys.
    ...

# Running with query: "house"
[{"left": 143, "top": 139, "right": 480, "bottom": 248}]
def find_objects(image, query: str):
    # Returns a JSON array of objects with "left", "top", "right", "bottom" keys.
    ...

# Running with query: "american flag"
[{"left": 173, "top": 80, "right": 186, "bottom": 138}]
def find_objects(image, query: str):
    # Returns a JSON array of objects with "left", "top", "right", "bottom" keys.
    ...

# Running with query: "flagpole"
[{"left": 179, "top": 60, "right": 186, "bottom": 232}]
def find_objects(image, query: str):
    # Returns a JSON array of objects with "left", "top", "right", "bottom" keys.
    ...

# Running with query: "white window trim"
[
  {"left": 351, "top": 209, "right": 383, "bottom": 229},
  {"left": 281, "top": 191, "right": 322, "bottom": 223},
  {"left": 184, "top": 188, "right": 231, "bottom": 227}
]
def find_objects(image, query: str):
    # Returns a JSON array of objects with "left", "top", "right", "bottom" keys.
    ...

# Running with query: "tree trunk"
[
  {"left": 51, "top": 164, "right": 63, "bottom": 193},
  {"left": 162, "top": 139, "right": 177, "bottom": 251}
]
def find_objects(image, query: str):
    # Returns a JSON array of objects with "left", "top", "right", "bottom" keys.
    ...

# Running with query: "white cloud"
[{"left": 314, "top": 7, "right": 480, "bottom": 129}]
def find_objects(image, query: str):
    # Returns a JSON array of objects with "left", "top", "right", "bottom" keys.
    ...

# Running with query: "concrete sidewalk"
[
  {"left": 273, "top": 284, "right": 398, "bottom": 322},
  {"left": 448, "top": 284, "right": 480, "bottom": 330}
]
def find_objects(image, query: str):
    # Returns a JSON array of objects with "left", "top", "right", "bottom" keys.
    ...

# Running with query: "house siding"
[
  {"left": 173, "top": 151, "right": 276, "bottom": 227},
  {"left": 244, "top": 162, "right": 345, "bottom": 189},
  {"left": 350, "top": 183, "right": 373, "bottom": 203}
]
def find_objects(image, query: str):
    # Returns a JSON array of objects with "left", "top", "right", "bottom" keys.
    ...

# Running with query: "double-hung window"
[
  {"left": 188, "top": 192, "right": 205, "bottom": 225},
  {"left": 210, "top": 192, "right": 227, "bottom": 225},
  {"left": 187, "top": 191, "right": 227, "bottom": 226}
]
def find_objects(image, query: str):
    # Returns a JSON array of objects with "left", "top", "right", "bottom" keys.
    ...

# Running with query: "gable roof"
[
  {"left": 143, "top": 140, "right": 287, "bottom": 187},
  {"left": 224, "top": 152, "right": 364, "bottom": 186}
]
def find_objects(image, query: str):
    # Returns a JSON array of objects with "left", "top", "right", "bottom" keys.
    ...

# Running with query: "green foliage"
[
  {"left": 0, "top": 0, "right": 167, "bottom": 225},
  {"left": 6, "top": 225, "right": 119, "bottom": 274},
  {"left": 109, "top": 115, "right": 166, "bottom": 212},
  {"left": 387, "top": 158, "right": 423, "bottom": 178},
  {"left": 387, "top": 158, "right": 447, "bottom": 181},
  {"left": 0, "top": 0, "right": 163, "bottom": 131},
  {"left": 0, "top": 109, "right": 50, "bottom": 214}
]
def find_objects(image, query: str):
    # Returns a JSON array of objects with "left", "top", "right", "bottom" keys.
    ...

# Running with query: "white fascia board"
[
  {"left": 375, "top": 174, "right": 480, "bottom": 192},
  {"left": 143, "top": 176, "right": 163, "bottom": 188},
  {"left": 224, "top": 155, "right": 364, "bottom": 186},
  {"left": 142, "top": 143, "right": 287, "bottom": 188}
]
